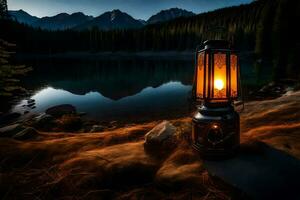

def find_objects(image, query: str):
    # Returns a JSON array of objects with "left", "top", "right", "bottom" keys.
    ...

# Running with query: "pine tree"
[
  {"left": 0, "top": 40, "right": 32, "bottom": 97},
  {"left": 0, "top": 0, "right": 8, "bottom": 19}
]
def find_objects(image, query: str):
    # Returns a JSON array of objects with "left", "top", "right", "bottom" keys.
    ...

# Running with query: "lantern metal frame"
[
  {"left": 194, "top": 40, "right": 240, "bottom": 104},
  {"left": 192, "top": 40, "right": 241, "bottom": 159}
]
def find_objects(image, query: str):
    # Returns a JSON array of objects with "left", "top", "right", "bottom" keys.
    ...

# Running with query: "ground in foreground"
[{"left": 1, "top": 91, "right": 300, "bottom": 199}]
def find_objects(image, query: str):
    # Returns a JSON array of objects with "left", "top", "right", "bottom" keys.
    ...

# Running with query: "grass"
[{"left": 1, "top": 91, "right": 300, "bottom": 199}]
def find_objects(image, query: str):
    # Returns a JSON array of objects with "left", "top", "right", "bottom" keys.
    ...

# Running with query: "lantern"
[
  {"left": 195, "top": 40, "right": 239, "bottom": 103},
  {"left": 192, "top": 40, "right": 241, "bottom": 159}
]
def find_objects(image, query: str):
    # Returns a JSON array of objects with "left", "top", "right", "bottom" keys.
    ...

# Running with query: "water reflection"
[
  {"left": 14, "top": 82, "right": 192, "bottom": 121},
  {"left": 13, "top": 57, "right": 195, "bottom": 121}
]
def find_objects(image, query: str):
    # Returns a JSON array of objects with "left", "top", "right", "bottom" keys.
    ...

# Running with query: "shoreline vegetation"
[
  {"left": 0, "top": 90, "right": 300, "bottom": 199},
  {"left": 14, "top": 51, "right": 256, "bottom": 61},
  {"left": 15, "top": 51, "right": 195, "bottom": 60}
]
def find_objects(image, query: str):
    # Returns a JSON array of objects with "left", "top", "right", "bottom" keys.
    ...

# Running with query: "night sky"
[{"left": 8, "top": 0, "right": 253, "bottom": 20}]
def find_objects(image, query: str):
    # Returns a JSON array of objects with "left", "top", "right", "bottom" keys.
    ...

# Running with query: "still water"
[
  {"left": 12, "top": 55, "right": 259, "bottom": 122},
  {"left": 12, "top": 57, "right": 195, "bottom": 121}
]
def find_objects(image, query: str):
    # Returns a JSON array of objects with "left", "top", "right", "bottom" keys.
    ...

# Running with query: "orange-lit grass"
[{"left": 1, "top": 91, "right": 300, "bottom": 199}]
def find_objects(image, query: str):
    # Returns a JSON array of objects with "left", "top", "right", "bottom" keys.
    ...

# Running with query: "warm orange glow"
[
  {"left": 196, "top": 53, "right": 205, "bottom": 98},
  {"left": 196, "top": 51, "right": 239, "bottom": 100},
  {"left": 213, "top": 53, "right": 227, "bottom": 98},
  {"left": 212, "top": 124, "right": 219, "bottom": 129},
  {"left": 230, "top": 54, "right": 238, "bottom": 98},
  {"left": 205, "top": 53, "right": 209, "bottom": 97},
  {"left": 214, "top": 79, "right": 224, "bottom": 90}
]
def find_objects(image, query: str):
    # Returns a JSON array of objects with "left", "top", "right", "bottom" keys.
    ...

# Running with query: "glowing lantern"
[
  {"left": 195, "top": 40, "right": 239, "bottom": 104},
  {"left": 192, "top": 40, "right": 241, "bottom": 158}
]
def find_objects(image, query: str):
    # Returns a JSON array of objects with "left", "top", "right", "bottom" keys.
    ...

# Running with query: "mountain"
[
  {"left": 7, "top": 8, "right": 196, "bottom": 31},
  {"left": 138, "top": 19, "right": 147, "bottom": 26},
  {"left": 147, "top": 8, "right": 195, "bottom": 24},
  {"left": 32, "top": 12, "right": 93, "bottom": 30},
  {"left": 75, "top": 9, "right": 144, "bottom": 30},
  {"left": 8, "top": 9, "right": 39, "bottom": 25}
]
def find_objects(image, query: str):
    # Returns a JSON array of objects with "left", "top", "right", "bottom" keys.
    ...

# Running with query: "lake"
[
  {"left": 11, "top": 54, "right": 259, "bottom": 122},
  {"left": 11, "top": 56, "right": 195, "bottom": 122}
]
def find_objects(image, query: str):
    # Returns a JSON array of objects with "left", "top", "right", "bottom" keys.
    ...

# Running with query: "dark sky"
[{"left": 8, "top": 0, "right": 253, "bottom": 20}]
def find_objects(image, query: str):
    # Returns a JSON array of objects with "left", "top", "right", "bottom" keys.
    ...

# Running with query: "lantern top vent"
[{"left": 203, "top": 40, "right": 230, "bottom": 50}]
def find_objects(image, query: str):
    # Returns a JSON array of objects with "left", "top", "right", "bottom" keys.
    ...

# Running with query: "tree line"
[
  {"left": 0, "top": 0, "right": 299, "bottom": 80},
  {"left": 0, "top": 1, "right": 261, "bottom": 52},
  {"left": 0, "top": 0, "right": 31, "bottom": 103}
]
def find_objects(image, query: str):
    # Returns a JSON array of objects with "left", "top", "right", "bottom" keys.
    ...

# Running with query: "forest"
[{"left": 0, "top": 0, "right": 299, "bottom": 80}]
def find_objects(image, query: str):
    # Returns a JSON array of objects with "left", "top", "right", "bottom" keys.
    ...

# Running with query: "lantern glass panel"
[
  {"left": 205, "top": 53, "right": 209, "bottom": 98},
  {"left": 230, "top": 54, "right": 238, "bottom": 98},
  {"left": 196, "top": 52, "right": 205, "bottom": 98},
  {"left": 213, "top": 53, "right": 227, "bottom": 99}
]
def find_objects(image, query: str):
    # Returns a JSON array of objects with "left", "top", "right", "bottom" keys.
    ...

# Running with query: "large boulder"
[
  {"left": 0, "top": 124, "right": 24, "bottom": 138},
  {"left": 144, "top": 121, "right": 178, "bottom": 156},
  {"left": 45, "top": 104, "right": 76, "bottom": 118}
]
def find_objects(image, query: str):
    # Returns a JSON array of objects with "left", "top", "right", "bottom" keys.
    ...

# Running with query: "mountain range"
[
  {"left": 147, "top": 8, "right": 195, "bottom": 24},
  {"left": 8, "top": 8, "right": 195, "bottom": 31},
  {"left": 33, "top": 12, "right": 93, "bottom": 30},
  {"left": 8, "top": 9, "right": 39, "bottom": 25},
  {"left": 74, "top": 9, "right": 144, "bottom": 31}
]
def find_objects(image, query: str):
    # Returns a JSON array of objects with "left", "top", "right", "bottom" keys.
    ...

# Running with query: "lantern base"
[{"left": 192, "top": 104, "right": 240, "bottom": 159}]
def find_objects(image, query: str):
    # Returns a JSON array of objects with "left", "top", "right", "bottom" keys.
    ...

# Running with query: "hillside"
[{"left": 8, "top": 9, "right": 39, "bottom": 24}]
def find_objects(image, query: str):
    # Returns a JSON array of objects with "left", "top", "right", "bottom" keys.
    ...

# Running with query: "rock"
[
  {"left": 144, "top": 121, "right": 178, "bottom": 155},
  {"left": 110, "top": 121, "right": 117, "bottom": 125},
  {"left": 45, "top": 104, "right": 76, "bottom": 117},
  {"left": 27, "top": 102, "right": 35, "bottom": 107},
  {"left": 0, "top": 124, "right": 24, "bottom": 138},
  {"left": 24, "top": 110, "right": 29, "bottom": 114},
  {"left": 204, "top": 142, "right": 300, "bottom": 200},
  {"left": 0, "top": 112, "right": 21, "bottom": 125},
  {"left": 31, "top": 114, "right": 55, "bottom": 131},
  {"left": 90, "top": 125, "right": 105, "bottom": 133},
  {"left": 35, "top": 113, "right": 54, "bottom": 122},
  {"left": 27, "top": 99, "right": 35, "bottom": 104},
  {"left": 13, "top": 127, "right": 39, "bottom": 140}
]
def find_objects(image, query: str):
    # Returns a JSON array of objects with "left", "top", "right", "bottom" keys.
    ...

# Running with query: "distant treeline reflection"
[{"left": 21, "top": 58, "right": 194, "bottom": 100}]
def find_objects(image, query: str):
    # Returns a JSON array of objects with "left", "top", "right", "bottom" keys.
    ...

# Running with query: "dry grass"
[
  {"left": 240, "top": 91, "right": 300, "bottom": 159},
  {"left": 1, "top": 91, "right": 300, "bottom": 199},
  {"left": 0, "top": 121, "right": 237, "bottom": 199}
]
